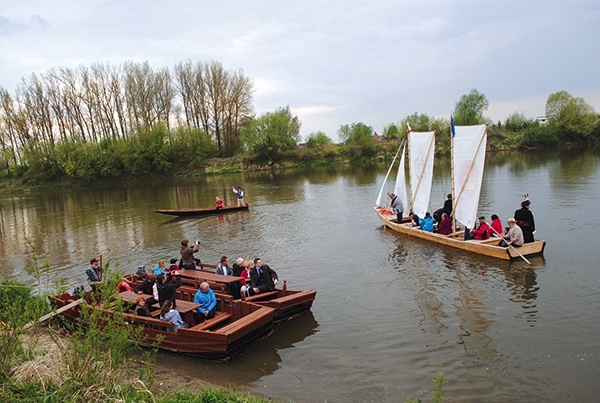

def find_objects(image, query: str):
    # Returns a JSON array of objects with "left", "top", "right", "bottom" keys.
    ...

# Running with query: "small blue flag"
[{"left": 450, "top": 116, "right": 456, "bottom": 137}]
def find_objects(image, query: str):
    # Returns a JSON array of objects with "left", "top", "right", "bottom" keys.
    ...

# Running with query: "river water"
[{"left": 1, "top": 147, "right": 599, "bottom": 402}]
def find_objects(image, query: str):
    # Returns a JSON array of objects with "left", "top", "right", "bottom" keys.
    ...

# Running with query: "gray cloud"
[{"left": 0, "top": 0, "right": 598, "bottom": 142}]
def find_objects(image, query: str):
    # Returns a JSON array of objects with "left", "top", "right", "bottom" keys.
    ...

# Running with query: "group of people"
[
  {"left": 212, "top": 186, "right": 245, "bottom": 211},
  {"left": 464, "top": 199, "right": 536, "bottom": 247},
  {"left": 384, "top": 192, "right": 537, "bottom": 248},
  {"left": 85, "top": 233, "right": 281, "bottom": 333}
]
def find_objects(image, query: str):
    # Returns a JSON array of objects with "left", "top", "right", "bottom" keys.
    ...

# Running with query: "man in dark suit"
[{"left": 248, "top": 258, "right": 278, "bottom": 295}]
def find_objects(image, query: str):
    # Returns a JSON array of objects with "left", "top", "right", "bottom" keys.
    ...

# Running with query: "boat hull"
[
  {"left": 49, "top": 292, "right": 274, "bottom": 360},
  {"left": 375, "top": 207, "right": 546, "bottom": 261},
  {"left": 154, "top": 205, "right": 249, "bottom": 216}
]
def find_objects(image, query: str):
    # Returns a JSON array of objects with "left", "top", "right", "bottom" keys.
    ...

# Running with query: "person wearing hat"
[
  {"left": 387, "top": 192, "right": 404, "bottom": 223},
  {"left": 514, "top": 199, "right": 535, "bottom": 243},
  {"left": 86, "top": 257, "right": 102, "bottom": 284},
  {"left": 500, "top": 218, "right": 524, "bottom": 248}
]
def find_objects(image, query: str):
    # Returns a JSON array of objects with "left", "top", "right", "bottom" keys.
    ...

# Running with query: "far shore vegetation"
[{"left": 1, "top": 60, "right": 599, "bottom": 189}]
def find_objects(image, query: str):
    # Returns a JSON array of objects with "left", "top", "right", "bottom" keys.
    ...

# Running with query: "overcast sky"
[{"left": 1, "top": 0, "right": 599, "bottom": 142}]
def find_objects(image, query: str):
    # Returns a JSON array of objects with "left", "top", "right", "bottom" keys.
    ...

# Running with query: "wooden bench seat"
[
  {"left": 189, "top": 311, "right": 232, "bottom": 331},
  {"left": 243, "top": 290, "right": 279, "bottom": 302},
  {"left": 123, "top": 312, "right": 174, "bottom": 332}
]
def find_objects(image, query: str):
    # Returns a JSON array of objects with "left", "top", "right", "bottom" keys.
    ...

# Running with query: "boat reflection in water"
[{"left": 153, "top": 310, "right": 319, "bottom": 385}]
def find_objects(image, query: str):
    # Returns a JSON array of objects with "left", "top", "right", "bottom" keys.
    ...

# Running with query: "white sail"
[
  {"left": 452, "top": 125, "right": 487, "bottom": 229},
  {"left": 408, "top": 131, "right": 435, "bottom": 218},
  {"left": 393, "top": 145, "right": 408, "bottom": 215}
]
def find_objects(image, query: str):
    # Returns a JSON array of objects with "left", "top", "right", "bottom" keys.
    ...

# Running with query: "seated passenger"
[
  {"left": 500, "top": 218, "right": 524, "bottom": 247},
  {"left": 134, "top": 296, "right": 151, "bottom": 317},
  {"left": 468, "top": 216, "right": 490, "bottom": 240},
  {"left": 434, "top": 212, "right": 453, "bottom": 235},
  {"left": 215, "top": 256, "right": 232, "bottom": 276},
  {"left": 407, "top": 212, "right": 420, "bottom": 227},
  {"left": 248, "top": 258, "right": 279, "bottom": 296},
  {"left": 215, "top": 196, "right": 224, "bottom": 210},
  {"left": 135, "top": 273, "right": 158, "bottom": 306},
  {"left": 420, "top": 212, "right": 434, "bottom": 232},
  {"left": 239, "top": 260, "right": 252, "bottom": 297},
  {"left": 167, "top": 258, "right": 179, "bottom": 274},
  {"left": 490, "top": 214, "right": 503, "bottom": 237},
  {"left": 154, "top": 260, "right": 167, "bottom": 276},
  {"left": 116, "top": 279, "right": 132, "bottom": 293},
  {"left": 193, "top": 282, "right": 217, "bottom": 323},
  {"left": 159, "top": 299, "right": 187, "bottom": 332}
]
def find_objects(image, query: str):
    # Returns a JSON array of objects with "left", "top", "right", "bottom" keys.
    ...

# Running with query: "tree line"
[
  {"left": 1, "top": 58, "right": 598, "bottom": 184},
  {"left": 0, "top": 60, "right": 254, "bottom": 181}
]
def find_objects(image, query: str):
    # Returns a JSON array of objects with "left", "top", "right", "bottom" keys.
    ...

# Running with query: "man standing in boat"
[
  {"left": 86, "top": 257, "right": 102, "bottom": 285},
  {"left": 434, "top": 193, "right": 453, "bottom": 224},
  {"left": 514, "top": 198, "right": 535, "bottom": 243},
  {"left": 387, "top": 192, "right": 403, "bottom": 223},
  {"left": 232, "top": 186, "right": 245, "bottom": 207},
  {"left": 180, "top": 239, "right": 200, "bottom": 269}
]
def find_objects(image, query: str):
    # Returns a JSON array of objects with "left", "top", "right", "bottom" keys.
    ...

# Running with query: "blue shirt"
[
  {"left": 194, "top": 288, "right": 217, "bottom": 314},
  {"left": 421, "top": 216, "right": 434, "bottom": 232}
]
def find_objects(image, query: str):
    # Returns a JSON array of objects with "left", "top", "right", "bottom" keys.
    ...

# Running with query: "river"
[{"left": 1, "top": 147, "right": 599, "bottom": 402}]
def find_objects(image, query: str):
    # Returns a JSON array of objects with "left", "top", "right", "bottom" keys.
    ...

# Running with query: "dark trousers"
[
  {"left": 194, "top": 309, "right": 215, "bottom": 323},
  {"left": 247, "top": 284, "right": 269, "bottom": 296}
]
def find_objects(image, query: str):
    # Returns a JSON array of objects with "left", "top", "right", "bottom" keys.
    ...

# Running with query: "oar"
[
  {"left": 490, "top": 226, "right": 531, "bottom": 264},
  {"left": 244, "top": 198, "right": 255, "bottom": 212}
]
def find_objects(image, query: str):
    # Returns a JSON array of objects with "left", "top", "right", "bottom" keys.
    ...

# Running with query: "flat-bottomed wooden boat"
[
  {"left": 49, "top": 290, "right": 274, "bottom": 360},
  {"left": 154, "top": 204, "right": 249, "bottom": 216}
]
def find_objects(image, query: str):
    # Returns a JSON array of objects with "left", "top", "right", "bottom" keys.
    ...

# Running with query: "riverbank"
[{"left": 0, "top": 140, "right": 575, "bottom": 193}]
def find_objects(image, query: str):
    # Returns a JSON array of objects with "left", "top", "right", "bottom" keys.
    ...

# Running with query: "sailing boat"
[
  {"left": 374, "top": 123, "right": 546, "bottom": 261},
  {"left": 375, "top": 129, "right": 435, "bottom": 222}
]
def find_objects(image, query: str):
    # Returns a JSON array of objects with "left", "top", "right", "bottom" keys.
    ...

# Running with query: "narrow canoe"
[
  {"left": 375, "top": 206, "right": 546, "bottom": 261},
  {"left": 154, "top": 205, "right": 249, "bottom": 216},
  {"left": 49, "top": 291, "right": 274, "bottom": 361}
]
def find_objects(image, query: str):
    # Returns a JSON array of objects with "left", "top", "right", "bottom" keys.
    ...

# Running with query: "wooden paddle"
[{"left": 490, "top": 226, "right": 531, "bottom": 264}]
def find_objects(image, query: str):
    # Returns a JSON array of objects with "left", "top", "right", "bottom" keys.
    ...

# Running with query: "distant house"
[
  {"left": 536, "top": 116, "right": 548, "bottom": 124},
  {"left": 373, "top": 132, "right": 385, "bottom": 142}
]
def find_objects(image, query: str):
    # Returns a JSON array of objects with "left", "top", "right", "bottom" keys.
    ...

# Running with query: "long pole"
[
  {"left": 450, "top": 123, "right": 456, "bottom": 232},
  {"left": 489, "top": 226, "right": 531, "bottom": 264},
  {"left": 99, "top": 253, "right": 103, "bottom": 281},
  {"left": 375, "top": 137, "right": 405, "bottom": 206}
]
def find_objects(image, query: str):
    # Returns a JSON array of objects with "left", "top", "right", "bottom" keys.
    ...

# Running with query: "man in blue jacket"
[{"left": 194, "top": 282, "right": 217, "bottom": 323}]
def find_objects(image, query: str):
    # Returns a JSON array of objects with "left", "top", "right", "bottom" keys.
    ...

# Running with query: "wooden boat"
[
  {"left": 175, "top": 267, "right": 316, "bottom": 322},
  {"left": 375, "top": 124, "right": 546, "bottom": 261},
  {"left": 374, "top": 206, "right": 546, "bottom": 260},
  {"left": 49, "top": 290, "right": 274, "bottom": 361},
  {"left": 154, "top": 204, "right": 249, "bottom": 216},
  {"left": 127, "top": 265, "right": 317, "bottom": 322}
]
